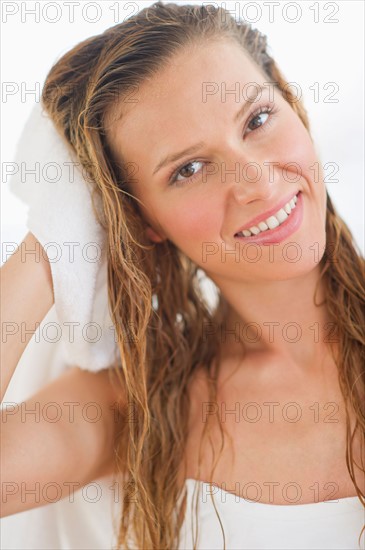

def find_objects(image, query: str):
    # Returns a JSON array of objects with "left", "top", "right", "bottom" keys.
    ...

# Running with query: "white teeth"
[
  {"left": 235, "top": 192, "right": 299, "bottom": 238},
  {"left": 276, "top": 208, "right": 288, "bottom": 223},
  {"left": 258, "top": 221, "right": 269, "bottom": 231},
  {"left": 266, "top": 216, "right": 280, "bottom": 230},
  {"left": 284, "top": 203, "right": 292, "bottom": 214}
]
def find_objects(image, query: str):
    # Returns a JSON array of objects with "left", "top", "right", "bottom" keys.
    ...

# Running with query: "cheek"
[
  {"left": 273, "top": 111, "right": 328, "bottom": 252},
  {"left": 156, "top": 193, "right": 223, "bottom": 253},
  {"left": 281, "top": 116, "right": 327, "bottom": 213},
  {"left": 274, "top": 110, "right": 321, "bottom": 187}
]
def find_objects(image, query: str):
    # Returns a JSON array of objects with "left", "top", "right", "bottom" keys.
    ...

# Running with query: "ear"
[{"left": 145, "top": 225, "right": 167, "bottom": 243}]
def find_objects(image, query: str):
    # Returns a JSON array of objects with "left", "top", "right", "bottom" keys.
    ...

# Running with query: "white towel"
[
  {"left": 2, "top": 103, "right": 120, "bottom": 550},
  {"left": 8, "top": 102, "right": 119, "bottom": 373}
]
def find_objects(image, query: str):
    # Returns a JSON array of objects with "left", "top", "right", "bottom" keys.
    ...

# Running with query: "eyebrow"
[{"left": 152, "top": 85, "right": 267, "bottom": 176}]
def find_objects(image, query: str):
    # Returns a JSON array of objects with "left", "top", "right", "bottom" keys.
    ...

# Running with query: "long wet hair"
[{"left": 41, "top": 2, "right": 364, "bottom": 548}]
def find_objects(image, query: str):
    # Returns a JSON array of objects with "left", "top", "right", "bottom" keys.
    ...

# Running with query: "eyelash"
[{"left": 167, "top": 104, "right": 278, "bottom": 187}]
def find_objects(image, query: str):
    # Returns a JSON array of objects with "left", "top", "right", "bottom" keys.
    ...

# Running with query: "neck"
[{"left": 209, "top": 265, "right": 335, "bottom": 372}]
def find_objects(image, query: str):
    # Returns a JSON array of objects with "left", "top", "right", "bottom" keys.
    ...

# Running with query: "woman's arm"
[
  {"left": 1, "top": 365, "right": 124, "bottom": 517},
  {"left": 1, "top": 232, "right": 126, "bottom": 518},
  {"left": 1, "top": 231, "right": 54, "bottom": 402}
]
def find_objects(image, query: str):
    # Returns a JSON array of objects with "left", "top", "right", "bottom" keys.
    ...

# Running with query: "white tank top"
[
  {"left": 178, "top": 478, "right": 365, "bottom": 549},
  {"left": 1, "top": 477, "right": 364, "bottom": 549}
]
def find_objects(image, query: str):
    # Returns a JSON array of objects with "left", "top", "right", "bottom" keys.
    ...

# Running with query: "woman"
[{"left": 1, "top": 2, "right": 364, "bottom": 549}]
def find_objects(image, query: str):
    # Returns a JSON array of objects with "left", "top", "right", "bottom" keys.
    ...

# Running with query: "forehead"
[{"left": 106, "top": 39, "right": 266, "bottom": 165}]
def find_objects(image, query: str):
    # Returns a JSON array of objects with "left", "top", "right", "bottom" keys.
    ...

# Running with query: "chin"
[{"left": 242, "top": 229, "right": 327, "bottom": 282}]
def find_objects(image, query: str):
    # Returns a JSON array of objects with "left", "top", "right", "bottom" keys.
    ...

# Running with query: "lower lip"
[{"left": 235, "top": 192, "right": 303, "bottom": 245}]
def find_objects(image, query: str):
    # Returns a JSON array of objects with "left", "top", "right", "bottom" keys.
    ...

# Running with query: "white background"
[{"left": 1, "top": 0, "right": 364, "bottom": 262}]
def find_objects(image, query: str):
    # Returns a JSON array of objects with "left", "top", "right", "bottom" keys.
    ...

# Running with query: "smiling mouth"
[{"left": 234, "top": 192, "right": 300, "bottom": 238}]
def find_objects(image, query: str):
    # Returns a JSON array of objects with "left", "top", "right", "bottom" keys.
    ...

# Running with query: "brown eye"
[
  {"left": 179, "top": 163, "right": 196, "bottom": 178},
  {"left": 172, "top": 160, "right": 204, "bottom": 185},
  {"left": 247, "top": 111, "right": 270, "bottom": 132}
]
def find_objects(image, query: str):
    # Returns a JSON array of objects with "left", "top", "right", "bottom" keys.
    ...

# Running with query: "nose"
[{"left": 223, "top": 146, "right": 276, "bottom": 205}]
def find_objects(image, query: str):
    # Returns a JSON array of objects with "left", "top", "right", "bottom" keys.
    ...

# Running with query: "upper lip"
[{"left": 234, "top": 191, "right": 300, "bottom": 236}]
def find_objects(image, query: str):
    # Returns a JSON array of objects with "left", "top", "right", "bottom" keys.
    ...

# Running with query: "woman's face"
[{"left": 106, "top": 39, "right": 327, "bottom": 285}]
